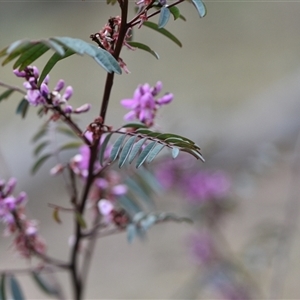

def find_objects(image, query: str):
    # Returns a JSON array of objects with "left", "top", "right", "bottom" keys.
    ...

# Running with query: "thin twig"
[{"left": 0, "top": 80, "right": 26, "bottom": 95}]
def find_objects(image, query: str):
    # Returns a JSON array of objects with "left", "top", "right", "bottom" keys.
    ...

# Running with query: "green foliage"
[
  {"left": 0, "top": 37, "right": 121, "bottom": 80},
  {"left": 127, "top": 42, "right": 159, "bottom": 59},
  {"left": 143, "top": 21, "right": 182, "bottom": 47},
  {"left": 9, "top": 275, "right": 25, "bottom": 300},
  {"left": 0, "top": 274, "right": 6, "bottom": 300},
  {"left": 191, "top": 0, "right": 207, "bottom": 18},
  {"left": 158, "top": 6, "right": 171, "bottom": 28},
  {"left": 15, "top": 99, "right": 29, "bottom": 119},
  {"left": 169, "top": 6, "right": 181, "bottom": 20},
  {"left": 31, "top": 271, "right": 60, "bottom": 297},
  {"left": 0, "top": 89, "right": 14, "bottom": 103}
]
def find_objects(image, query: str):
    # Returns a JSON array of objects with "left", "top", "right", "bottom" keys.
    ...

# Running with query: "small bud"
[
  {"left": 156, "top": 93, "right": 173, "bottom": 105},
  {"left": 13, "top": 69, "right": 27, "bottom": 77},
  {"left": 32, "top": 66, "right": 40, "bottom": 78},
  {"left": 54, "top": 79, "right": 65, "bottom": 92},
  {"left": 63, "top": 86, "right": 73, "bottom": 101},
  {"left": 74, "top": 103, "right": 91, "bottom": 114},
  {"left": 15, "top": 192, "right": 27, "bottom": 205},
  {"left": 50, "top": 164, "right": 64, "bottom": 176},
  {"left": 64, "top": 105, "right": 73, "bottom": 114},
  {"left": 98, "top": 199, "right": 114, "bottom": 216},
  {"left": 5, "top": 177, "right": 17, "bottom": 195}
]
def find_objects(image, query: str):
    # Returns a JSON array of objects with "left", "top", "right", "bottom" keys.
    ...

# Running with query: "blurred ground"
[{"left": 1, "top": 1, "right": 300, "bottom": 299}]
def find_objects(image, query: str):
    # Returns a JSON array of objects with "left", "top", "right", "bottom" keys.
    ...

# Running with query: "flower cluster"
[
  {"left": 14, "top": 66, "right": 91, "bottom": 115},
  {"left": 155, "top": 156, "right": 231, "bottom": 204},
  {"left": 92, "top": 16, "right": 132, "bottom": 73},
  {"left": 121, "top": 81, "right": 173, "bottom": 127},
  {"left": 0, "top": 178, "right": 46, "bottom": 258}
]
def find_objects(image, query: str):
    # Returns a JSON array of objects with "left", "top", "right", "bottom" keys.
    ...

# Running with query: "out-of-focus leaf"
[
  {"left": 0, "top": 89, "right": 14, "bottom": 102},
  {"left": 32, "top": 125, "right": 48, "bottom": 142},
  {"left": 14, "top": 44, "right": 49, "bottom": 70},
  {"left": 127, "top": 42, "right": 159, "bottom": 59},
  {"left": 172, "top": 146, "right": 180, "bottom": 158},
  {"left": 41, "top": 39, "right": 65, "bottom": 56},
  {"left": 52, "top": 37, "right": 121, "bottom": 74},
  {"left": 158, "top": 6, "right": 171, "bottom": 28},
  {"left": 31, "top": 153, "right": 52, "bottom": 175},
  {"left": 179, "top": 14, "right": 187, "bottom": 21},
  {"left": 169, "top": 6, "right": 181, "bottom": 20},
  {"left": 0, "top": 47, "right": 8, "bottom": 58},
  {"left": 1, "top": 41, "right": 31, "bottom": 66},
  {"left": 53, "top": 208, "right": 62, "bottom": 224},
  {"left": 117, "top": 195, "right": 142, "bottom": 217},
  {"left": 128, "top": 137, "right": 147, "bottom": 163},
  {"left": 75, "top": 212, "right": 87, "bottom": 229},
  {"left": 143, "top": 21, "right": 182, "bottom": 47},
  {"left": 121, "top": 122, "right": 148, "bottom": 129},
  {"left": 38, "top": 49, "right": 74, "bottom": 86},
  {"left": 0, "top": 274, "right": 6, "bottom": 300},
  {"left": 118, "top": 136, "right": 137, "bottom": 168},
  {"left": 31, "top": 271, "right": 60, "bottom": 296},
  {"left": 136, "top": 141, "right": 157, "bottom": 168},
  {"left": 33, "top": 141, "right": 50, "bottom": 156},
  {"left": 56, "top": 126, "right": 78, "bottom": 138},
  {"left": 127, "top": 224, "right": 137, "bottom": 243},
  {"left": 110, "top": 134, "right": 127, "bottom": 162},
  {"left": 15, "top": 99, "right": 29, "bottom": 119},
  {"left": 99, "top": 133, "right": 113, "bottom": 166},
  {"left": 191, "top": 0, "right": 207, "bottom": 17},
  {"left": 181, "top": 148, "right": 205, "bottom": 162},
  {"left": 138, "top": 166, "right": 163, "bottom": 193},
  {"left": 9, "top": 276, "right": 25, "bottom": 300},
  {"left": 59, "top": 141, "right": 82, "bottom": 151},
  {"left": 146, "top": 143, "right": 164, "bottom": 163}
]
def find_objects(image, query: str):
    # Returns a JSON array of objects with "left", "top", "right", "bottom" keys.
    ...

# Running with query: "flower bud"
[
  {"left": 63, "top": 86, "right": 73, "bottom": 101},
  {"left": 74, "top": 103, "right": 91, "bottom": 114},
  {"left": 54, "top": 79, "right": 65, "bottom": 92}
]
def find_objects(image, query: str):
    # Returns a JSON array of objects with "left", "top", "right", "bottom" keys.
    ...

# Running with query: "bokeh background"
[{"left": 1, "top": 1, "right": 300, "bottom": 299}]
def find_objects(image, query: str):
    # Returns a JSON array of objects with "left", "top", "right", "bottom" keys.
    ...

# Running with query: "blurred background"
[{"left": 1, "top": 1, "right": 300, "bottom": 299}]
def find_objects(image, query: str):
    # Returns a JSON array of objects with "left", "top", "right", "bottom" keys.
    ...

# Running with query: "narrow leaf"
[
  {"left": 9, "top": 276, "right": 25, "bottom": 300},
  {"left": 53, "top": 208, "right": 62, "bottom": 224},
  {"left": 57, "top": 126, "right": 78, "bottom": 138},
  {"left": 135, "top": 129, "right": 152, "bottom": 135},
  {"left": 191, "top": 0, "right": 207, "bottom": 17},
  {"left": 13, "top": 43, "right": 49, "bottom": 70},
  {"left": 41, "top": 39, "right": 65, "bottom": 56},
  {"left": 122, "top": 122, "right": 148, "bottom": 129},
  {"left": 146, "top": 143, "right": 165, "bottom": 163},
  {"left": 128, "top": 137, "right": 147, "bottom": 164},
  {"left": 75, "top": 212, "right": 87, "bottom": 228},
  {"left": 59, "top": 141, "right": 82, "bottom": 151},
  {"left": 38, "top": 49, "right": 75, "bottom": 86},
  {"left": 33, "top": 141, "right": 50, "bottom": 156},
  {"left": 136, "top": 141, "right": 157, "bottom": 168},
  {"left": 118, "top": 136, "right": 137, "bottom": 168},
  {"left": 0, "top": 89, "right": 14, "bottom": 102},
  {"left": 6, "top": 39, "right": 30, "bottom": 54},
  {"left": 32, "top": 125, "right": 48, "bottom": 142},
  {"left": 169, "top": 6, "right": 181, "bottom": 20},
  {"left": 117, "top": 195, "right": 142, "bottom": 217},
  {"left": 138, "top": 166, "right": 163, "bottom": 193},
  {"left": 157, "top": 132, "right": 195, "bottom": 144},
  {"left": 0, "top": 47, "right": 8, "bottom": 58},
  {"left": 0, "top": 274, "right": 6, "bottom": 300},
  {"left": 31, "top": 271, "right": 60, "bottom": 296},
  {"left": 31, "top": 153, "right": 52, "bottom": 175},
  {"left": 2, "top": 41, "right": 32, "bottom": 66},
  {"left": 181, "top": 148, "right": 205, "bottom": 162},
  {"left": 110, "top": 134, "right": 127, "bottom": 162},
  {"left": 127, "top": 41, "right": 159, "bottom": 59},
  {"left": 15, "top": 99, "right": 29, "bottom": 119},
  {"left": 143, "top": 21, "right": 182, "bottom": 47},
  {"left": 158, "top": 6, "right": 171, "bottom": 28},
  {"left": 172, "top": 146, "right": 180, "bottom": 158},
  {"left": 127, "top": 224, "right": 137, "bottom": 243},
  {"left": 99, "top": 133, "right": 113, "bottom": 166}
]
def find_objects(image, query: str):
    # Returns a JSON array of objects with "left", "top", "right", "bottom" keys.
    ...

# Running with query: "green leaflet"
[
  {"left": 58, "top": 141, "right": 82, "bottom": 151},
  {"left": 13, "top": 43, "right": 49, "bottom": 70},
  {"left": 121, "top": 122, "right": 148, "bottom": 129},
  {"left": 1, "top": 41, "right": 31, "bottom": 66},
  {"left": 171, "top": 146, "right": 180, "bottom": 158},
  {"left": 0, "top": 89, "right": 14, "bottom": 102},
  {"left": 0, "top": 274, "right": 6, "bottom": 300},
  {"left": 38, "top": 49, "right": 75, "bottom": 86},
  {"left": 127, "top": 42, "right": 159, "bottom": 59},
  {"left": 33, "top": 141, "right": 50, "bottom": 156},
  {"left": 31, "top": 271, "right": 60, "bottom": 297},
  {"left": 128, "top": 137, "right": 147, "bottom": 164},
  {"left": 31, "top": 153, "right": 52, "bottom": 175},
  {"left": 169, "top": 6, "right": 181, "bottom": 20},
  {"left": 191, "top": 0, "right": 207, "bottom": 18},
  {"left": 15, "top": 99, "right": 29, "bottom": 119},
  {"left": 143, "top": 21, "right": 182, "bottom": 47},
  {"left": 146, "top": 143, "right": 165, "bottom": 163},
  {"left": 9, "top": 276, "right": 25, "bottom": 300},
  {"left": 99, "top": 133, "right": 113, "bottom": 166},
  {"left": 136, "top": 141, "right": 157, "bottom": 168},
  {"left": 158, "top": 6, "right": 171, "bottom": 28},
  {"left": 118, "top": 136, "right": 137, "bottom": 168},
  {"left": 110, "top": 134, "right": 127, "bottom": 162}
]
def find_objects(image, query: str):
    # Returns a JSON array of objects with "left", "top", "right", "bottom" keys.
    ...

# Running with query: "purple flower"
[{"left": 121, "top": 81, "right": 173, "bottom": 127}]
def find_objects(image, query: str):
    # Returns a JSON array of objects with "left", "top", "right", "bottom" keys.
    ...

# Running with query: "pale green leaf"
[
  {"left": 31, "top": 153, "right": 52, "bottom": 175},
  {"left": 9, "top": 276, "right": 25, "bottom": 300},
  {"left": 128, "top": 137, "right": 147, "bottom": 164},
  {"left": 191, "top": 0, "right": 207, "bottom": 17},
  {"left": 99, "top": 133, "right": 113, "bottom": 166},
  {"left": 118, "top": 136, "right": 137, "bottom": 168},
  {"left": 171, "top": 146, "right": 180, "bottom": 158},
  {"left": 136, "top": 141, "right": 157, "bottom": 168},
  {"left": 146, "top": 143, "right": 165, "bottom": 163},
  {"left": 158, "top": 6, "right": 171, "bottom": 28},
  {"left": 110, "top": 134, "right": 127, "bottom": 162}
]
